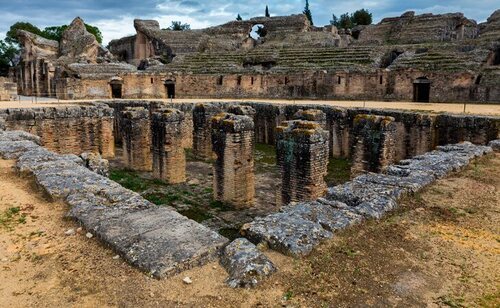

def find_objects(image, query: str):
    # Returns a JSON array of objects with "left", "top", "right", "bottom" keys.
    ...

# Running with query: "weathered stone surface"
[
  {"left": 0, "top": 130, "right": 229, "bottom": 279},
  {"left": 212, "top": 113, "right": 255, "bottom": 208},
  {"left": 276, "top": 120, "right": 329, "bottom": 206},
  {"left": 121, "top": 107, "right": 152, "bottom": 171},
  {"left": 193, "top": 103, "right": 222, "bottom": 160},
  {"left": 241, "top": 211, "right": 333, "bottom": 257},
  {"left": 59, "top": 17, "right": 101, "bottom": 63},
  {"left": 80, "top": 152, "right": 109, "bottom": 177},
  {"left": 220, "top": 238, "right": 276, "bottom": 288},
  {"left": 489, "top": 139, "right": 500, "bottom": 152}
]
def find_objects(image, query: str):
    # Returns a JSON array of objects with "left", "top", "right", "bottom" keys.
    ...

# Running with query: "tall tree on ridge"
[
  {"left": 303, "top": 0, "right": 313, "bottom": 25},
  {"left": 265, "top": 5, "right": 270, "bottom": 17}
]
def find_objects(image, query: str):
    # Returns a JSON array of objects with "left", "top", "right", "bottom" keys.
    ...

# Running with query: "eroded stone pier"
[
  {"left": 121, "top": 107, "right": 152, "bottom": 171},
  {"left": 151, "top": 108, "right": 186, "bottom": 183},
  {"left": 276, "top": 120, "right": 329, "bottom": 206},
  {"left": 211, "top": 113, "right": 255, "bottom": 208},
  {"left": 351, "top": 114, "right": 397, "bottom": 176},
  {"left": 193, "top": 103, "right": 222, "bottom": 160}
]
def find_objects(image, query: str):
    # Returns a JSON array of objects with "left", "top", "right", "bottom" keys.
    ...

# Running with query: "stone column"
[
  {"left": 276, "top": 120, "right": 329, "bottom": 206},
  {"left": 351, "top": 114, "right": 397, "bottom": 177},
  {"left": 121, "top": 107, "right": 152, "bottom": 171},
  {"left": 211, "top": 113, "right": 255, "bottom": 208},
  {"left": 151, "top": 108, "right": 186, "bottom": 184},
  {"left": 193, "top": 103, "right": 221, "bottom": 160},
  {"left": 293, "top": 109, "right": 327, "bottom": 129}
]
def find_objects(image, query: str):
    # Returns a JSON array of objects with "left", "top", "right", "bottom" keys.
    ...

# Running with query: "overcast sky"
[{"left": 0, "top": 0, "right": 498, "bottom": 44}]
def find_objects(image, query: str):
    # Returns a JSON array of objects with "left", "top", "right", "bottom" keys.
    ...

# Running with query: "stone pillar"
[
  {"left": 276, "top": 120, "right": 329, "bottom": 206},
  {"left": 351, "top": 114, "right": 397, "bottom": 177},
  {"left": 121, "top": 107, "right": 152, "bottom": 171},
  {"left": 151, "top": 108, "right": 186, "bottom": 184},
  {"left": 293, "top": 109, "right": 327, "bottom": 129},
  {"left": 211, "top": 113, "right": 255, "bottom": 208},
  {"left": 193, "top": 103, "right": 221, "bottom": 160}
]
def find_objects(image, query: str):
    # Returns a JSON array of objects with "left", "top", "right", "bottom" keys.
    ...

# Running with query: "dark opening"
[
  {"left": 338, "top": 76, "right": 342, "bottom": 84},
  {"left": 379, "top": 76, "right": 383, "bottom": 85},
  {"left": 380, "top": 49, "right": 404, "bottom": 68},
  {"left": 217, "top": 76, "right": 223, "bottom": 86},
  {"left": 413, "top": 77, "right": 431, "bottom": 102},
  {"left": 251, "top": 77, "right": 254, "bottom": 85},
  {"left": 237, "top": 76, "right": 242, "bottom": 86},
  {"left": 164, "top": 80, "right": 175, "bottom": 98},
  {"left": 487, "top": 48, "right": 500, "bottom": 66},
  {"left": 111, "top": 83, "right": 122, "bottom": 99},
  {"left": 151, "top": 78, "right": 154, "bottom": 84},
  {"left": 475, "top": 75, "right": 482, "bottom": 85},
  {"left": 284, "top": 77, "right": 289, "bottom": 85}
]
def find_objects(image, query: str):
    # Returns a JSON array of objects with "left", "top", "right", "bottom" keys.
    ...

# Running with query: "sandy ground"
[
  {"left": 0, "top": 154, "right": 499, "bottom": 307},
  {"left": 1, "top": 97, "right": 499, "bottom": 115}
]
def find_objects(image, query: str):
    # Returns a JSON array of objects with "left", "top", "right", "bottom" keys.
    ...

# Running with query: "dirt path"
[
  {"left": 1, "top": 98, "right": 499, "bottom": 115},
  {"left": 0, "top": 155, "right": 499, "bottom": 307}
]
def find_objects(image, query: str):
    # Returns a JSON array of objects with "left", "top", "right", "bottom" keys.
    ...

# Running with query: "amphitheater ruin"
[{"left": 0, "top": 8, "right": 499, "bottom": 291}]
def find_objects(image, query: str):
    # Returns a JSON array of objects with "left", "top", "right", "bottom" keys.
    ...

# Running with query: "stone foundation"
[
  {"left": 121, "top": 107, "right": 152, "bottom": 171},
  {"left": 351, "top": 114, "right": 397, "bottom": 176},
  {"left": 0, "top": 104, "right": 114, "bottom": 158},
  {"left": 211, "top": 113, "right": 255, "bottom": 208},
  {"left": 276, "top": 120, "right": 329, "bottom": 206},
  {"left": 193, "top": 103, "right": 222, "bottom": 160},
  {"left": 151, "top": 108, "right": 186, "bottom": 183}
]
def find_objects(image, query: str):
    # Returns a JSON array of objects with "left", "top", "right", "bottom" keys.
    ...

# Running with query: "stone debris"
[
  {"left": 65, "top": 229, "right": 76, "bottom": 236},
  {"left": 0, "top": 130, "right": 228, "bottom": 279},
  {"left": 220, "top": 238, "right": 276, "bottom": 288},
  {"left": 86, "top": 232, "right": 94, "bottom": 239},
  {"left": 183, "top": 277, "right": 193, "bottom": 284},
  {"left": 242, "top": 140, "right": 496, "bottom": 257},
  {"left": 80, "top": 152, "right": 110, "bottom": 177},
  {"left": 488, "top": 139, "right": 500, "bottom": 152}
]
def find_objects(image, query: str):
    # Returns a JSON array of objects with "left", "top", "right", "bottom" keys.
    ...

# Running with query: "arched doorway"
[
  {"left": 164, "top": 79, "right": 175, "bottom": 98},
  {"left": 109, "top": 78, "right": 123, "bottom": 99},
  {"left": 413, "top": 77, "right": 431, "bottom": 102}
]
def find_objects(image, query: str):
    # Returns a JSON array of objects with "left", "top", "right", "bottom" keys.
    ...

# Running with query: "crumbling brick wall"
[
  {"left": 0, "top": 104, "right": 114, "bottom": 157},
  {"left": 0, "top": 77, "right": 18, "bottom": 101},
  {"left": 276, "top": 120, "right": 329, "bottom": 206},
  {"left": 121, "top": 107, "right": 152, "bottom": 171},
  {"left": 211, "top": 113, "right": 255, "bottom": 208},
  {"left": 193, "top": 103, "right": 222, "bottom": 159},
  {"left": 151, "top": 108, "right": 186, "bottom": 183},
  {"left": 350, "top": 114, "right": 397, "bottom": 176}
]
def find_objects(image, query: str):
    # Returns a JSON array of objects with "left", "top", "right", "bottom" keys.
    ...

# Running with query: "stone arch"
[
  {"left": 249, "top": 24, "right": 267, "bottom": 40},
  {"left": 109, "top": 77, "right": 124, "bottom": 99},
  {"left": 413, "top": 77, "right": 431, "bottom": 102}
]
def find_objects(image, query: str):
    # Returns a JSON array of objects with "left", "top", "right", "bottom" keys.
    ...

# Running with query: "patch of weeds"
[
  {"left": 143, "top": 192, "right": 180, "bottom": 206},
  {"left": 210, "top": 200, "right": 231, "bottom": 211},
  {"left": 476, "top": 291, "right": 499, "bottom": 307},
  {"left": 29, "top": 230, "right": 45, "bottom": 237},
  {"left": 338, "top": 246, "right": 359, "bottom": 257},
  {"left": 109, "top": 169, "right": 149, "bottom": 192},
  {"left": 283, "top": 290, "right": 294, "bottom": 301},
  {"left": 438, "top": 295, "right": 465, "bottom": 308},
  {"left": 255, "top": 143, "right": 277, "bottom": 173},
  {"left": 325, "top": 157, "right": 352, "bottom": 186},
  {"left": 18, "top": 214, "right": 27, "bottom": 224},
  {"left": 179, "top": 208, "right": 213, "bottom": 223},
  {"left": 0, "top": 207, "right": 23, "bottom": 229}
]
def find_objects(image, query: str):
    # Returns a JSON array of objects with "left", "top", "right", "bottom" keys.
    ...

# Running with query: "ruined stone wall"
[
  {"left": 17, "top": 60, "right": 55, "bottom": 97},
  {"left": 120, "top": 107, "right": 152, "bottom": 171},
  {"left": 0, "top": 104, "right": 115, "bottom": 157},
  {"left": 151, "top": 108, "right": 186, "bottom": 183},
  {"left": 211, "top": 113, "right": 255, "bottom": 208},
  {"left": 276, "top": 120, "right": 329, "bottom": 206},
  {"left": 350, "top": 115, "right": 397, "bottom": 176},
  {"left": 193, "top": 103, "right": 222, "bottom": 159},
  {"left": 0, "top": 77, "right": 18, "bottom": 101}
]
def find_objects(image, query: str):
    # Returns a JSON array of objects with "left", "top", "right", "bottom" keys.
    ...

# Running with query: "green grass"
[
  {"left": 325, "top": 157, "right": 352, "bottom": 186},
  {"left": 109, "top": 169, "right": 151, "bottom": 192},
  {"left": 255, "top": 143, "right": 277, "bottom": 173},
  {"left": 0, "top": 207, "right": 24, "bottom": 229},
  {"left": 179, "top": 208, "right": 213, "bottom": 223},
  {"left": 143, "top": 192, "right": 181, "bottom": 206}
]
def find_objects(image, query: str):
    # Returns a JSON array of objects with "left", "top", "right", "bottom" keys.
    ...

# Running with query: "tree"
[
  {"left": 167, "top": 21, "right": 191, "bottom": 31},
  {"left": 265, "top": 5, "right": 270, "bottom": 17},
  {"left": 330, "top": 14, "right": 339, "bottom": 27},
  {"left": 0, "top": 39, "right": 19, "bottom": 76},
  {"left": 6, "top": 22, "right": 43, "bottom": 45},
  {"left": 351, "top": 9, "right": 372, "bottom": 26},
  {"left": 236, "top": 14, "right": 243, "bottom": 21},
  {"left": 338, "top": 13, "right": 352, "bottom": 29},
  {"left": 303, "top": 0, "right": 313, "bottom": 26},
  {"left": 41, "top": 25, "right": 68, "bottom": 42}
]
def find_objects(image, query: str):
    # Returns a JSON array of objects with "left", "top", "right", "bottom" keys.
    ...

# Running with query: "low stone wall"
[
  {"left": 242, "top": 141, "right": 496, "bottom": 257},
  {"left": 0, "top": 129, "right": 228, "bottom": 279},
  {"left": 0, "top": 77, "right": 17, "bottom": 101},
  {"left": 0, "top": 104, "right": 115, "bottom": 158}
]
